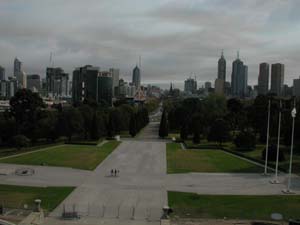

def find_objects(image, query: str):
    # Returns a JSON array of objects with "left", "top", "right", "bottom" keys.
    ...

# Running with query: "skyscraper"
[
  {"left": 73, "top": 65, "right": 99, "bottom": 103},
  {"left": 132, "top": 65, "right": 141, "bottom": 88},
  {"left": 14, "top": 58, "right": 22, "bottom": 77},
  {"left": 46, "top": 67, "right": 69, "bottom": 97},
  {"left": 257, "top": 63, "right": 269, "bottom": 95},
  {"left": 218, "top": 50, "right": 226, "bottom": 80},
  {"left": 0, "top": 66, "right": 5, "bottom": 80},
  {"left": 293, "top": 77, "right": 300, "bottom": 97},
  {"left": 72, "top": 65, "right": 112, "bottom": 105},
  {"left": 184, "top": 77, "right": 197, "bottom": 94},
  {"left": 270, "top": 63, "right": 284, "bottom": 96},
  {"left": 109, "top": 68, "right": 119, "bottom": 97},
  {"left": 27, "top": 74, "right": 41, "bottom": 92},
  {"left": 231, "top": 53, "right": 248, "bottom": 97},
  {"left": 98, "top": 71, "right": 113, "bottom": 106},
  {"left": 215, "top": 78, "right": 224, "bottom": 95}
]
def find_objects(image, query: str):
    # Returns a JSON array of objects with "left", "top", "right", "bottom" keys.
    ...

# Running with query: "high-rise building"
[
  {"left": 7, "top": 77, "right": 18, "bottom": 98},
  {"left": 72, "top": 65, "right": 113, "bottom": 105},
  {"left": 293, "top": 77, "right": 300, "bottom": 97},
  {"left": 231, "top": 53, "right": 248, "bottom": 97},
  {"left": 184, "top": 77, "right": 197, "bottom": 94},
  {"left": 109, "top": 68, "right": 119, "bottom": 97},
  {"left": 0, "top": 66, "right": 5, "bottom": 80},
  {"left": 218, "top": 51, "right": 226, "bottom": 80},
  {"left": 73, "top": 65, "right": 99, "bottom": 103},
  {"left": 257, "top": 63, "right": 269, "bottom": 95},
  {"left": 98, "top": 71, "right": 113, "bottom": 106},
  {"left": 215, "top": 78, "right": 224, "bottom": 95},
  {"left": 16, "top": 71, "right": 27, "bottom": 89},
  {"left": 27, "top": 74, "right": 41, "bottom": 92},
  {"left": 46, "top": 67, "right": 69, "bottom": 97},
  {"left": 205, "top": 82, "right": 212, "bottom": 90},
  {"left": 0, "top": 80, "right": 7, "bottom": 97},
  {"left": 132, "top": 66, "right": 141, "bottom": 88},
  {"left": 14, "top": 58, "right": 22, "bottom": 77},
  {"left": 270, "top": 63, "right": 284, "bottom": 96}
]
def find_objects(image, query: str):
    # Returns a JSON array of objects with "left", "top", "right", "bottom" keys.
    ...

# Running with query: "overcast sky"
[{"left": 0, "top": 0, "right": 299, "bottom": 87}]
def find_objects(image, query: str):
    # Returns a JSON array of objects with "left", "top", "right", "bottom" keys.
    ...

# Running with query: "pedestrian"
[
  {"left": 111, "top": 169, "right": 113, "bottom": 177},
  {"left": 114, "top": 169, "right": 117, "bottom": 177}
]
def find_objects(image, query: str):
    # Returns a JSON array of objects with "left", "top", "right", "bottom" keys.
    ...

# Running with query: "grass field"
[
  {"left": 166, "top": 143, "right": 262, "bottom": 173},
  {"left": 0, "top": 184, "right": 74, "bottom": 212},
  {"left": 0, "top": 141, "right": 120, "bottom": 170},
  {"left": 168, "top": 191, "right": 300, "bottom": 220}
]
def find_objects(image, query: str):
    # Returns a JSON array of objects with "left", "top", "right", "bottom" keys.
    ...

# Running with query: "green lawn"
[
  {"left": 0, "top": 184, "right": 74, "bottom": 212},
  {"left": 166, "top": 143, "right": 262, "bottom": 173},
  {"left": 168, "top": 191, "right": 300, "bottom": 220},
  {"left": 0, "top": 141, "right": 120, "bottom": 170}
]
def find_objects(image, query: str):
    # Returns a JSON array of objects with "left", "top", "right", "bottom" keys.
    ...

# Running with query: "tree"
[
  {"left": 78, "top": 104, "right": 94, "bottom": 139},
  {"left": 90, "top": 112, "right": 100, "bottom": 140},
  {"left": 180, "top": 124, "right": 188, "bottom": 140},
  {"left": 11, "top": 135, "right": 30, "bottom": 150},
  {"left": 234, "top": 131, "right": 256, "bottom": 150},
  {"left": 208, "top": 119, "right": 231, "bottom": 146},
  {"left": 57, "top": 108, "right": 83, "bottom": 141},
  {"left": 107, "top": 113, "right": 116, "bottom": 138},
  {"left": 262, "top": 144, "right": 285, "bottom": 162},
  {"left": 129, "top": 113, "right": 137, "bottom": 137},
  {"left": 159, "top": 110, "right": 169, "bottom": 138},
  {"left": 9, "top": 89, "right": 45, "bottom": 134}
]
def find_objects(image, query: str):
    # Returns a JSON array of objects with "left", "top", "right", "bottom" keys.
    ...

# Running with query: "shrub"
[
  {"left": 261, "top": 144, "right": 285, "bottom": 162},
  {"left": 11, "top": 135, "right": 30, "bottom": 150},
  {"left": 234, "top": 131, "right": 256, "bottom": 150}
]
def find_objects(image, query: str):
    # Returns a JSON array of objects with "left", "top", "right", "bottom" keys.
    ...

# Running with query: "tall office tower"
[
  {"left": 46, "top": 67, "right": 69, "bottom": 97},
  {"left": 204, "top": 82, "right": 212, "bottom": 90},
  {"left": 257, "top": 63, "right": 269, "bottom": 95},
  {"left": 109, "top": 68, "right": 119, "bottom": 97},
  {"left": 132, "top": 65, "right": 141, "bottom": 88},
  {"left": 7, "top": 77, "right": 18, "bottom": 98},
  {"left": 16, "top": 71, "right": 27, "bottom": 89},
  {"left": 72, "top": 65, "right": 99, "bottom": 103},
  {"left": 231, "top": 53, "right": 248, "bottom": 97},
  {"left": 270, "top": 63, "right": 284, "bottom": 96},
  {"left": 27, "top": 74, "right": 41, "bottom": 92},
  {"left": 14, "top": 58, "right": 22, "bottom": 77},
  {"left": 293, "top": 77, "right": 300, "bottom": 97},
  {"left": 215, "top": 78, "right": 224, "bottom": 95},
  {"left": 0, "top": 66, "right": 5, "bottom": 80},
  {"left": 98, "top": 71, "right": 113, "bottom": 106},
  {"left": 0, "top": 80, "right": 7, "bottom": 97},
  {"left": 218, "top": 50, "right": 226, "bottom": 80},
  {"left": 184, "top": 77, "right": 197, "bottom": 94}
]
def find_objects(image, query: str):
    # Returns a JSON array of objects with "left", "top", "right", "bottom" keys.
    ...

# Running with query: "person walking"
[
  {"left": 111, "top": 169, "right": 113, "bottom": 177},
  {"left": 114, "top": 169, "right": 117, "bottom": 177}
]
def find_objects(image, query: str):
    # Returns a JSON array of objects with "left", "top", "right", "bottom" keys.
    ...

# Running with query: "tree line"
[
  {"left": 159, "top": 94, "right": 300, "bottom": 158},
  {"left": 0, "top": 89, "right": 150, "bottom": 149}
]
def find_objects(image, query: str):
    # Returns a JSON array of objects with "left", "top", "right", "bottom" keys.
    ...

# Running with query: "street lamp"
[
  {"left": 270, "top": 99, "right": 282, "bottom": 184},
  {"left": 263, "top": 99, "right": 271, "bottom": 176},
  {"left": 282, "top": 97, "right": 297, "bottom": 194}
]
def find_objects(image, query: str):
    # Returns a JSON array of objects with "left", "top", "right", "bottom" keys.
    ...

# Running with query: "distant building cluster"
[
  {"left": 181, "top": 50, "right": 298, "bottom": 99},
  {"left": 0, "top": 57, "right": 162, "bottom": 107}
]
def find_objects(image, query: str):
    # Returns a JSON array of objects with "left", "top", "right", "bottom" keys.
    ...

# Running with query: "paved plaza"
[{"left": 0, "top": 122, "right": 300, "bottom": 225}]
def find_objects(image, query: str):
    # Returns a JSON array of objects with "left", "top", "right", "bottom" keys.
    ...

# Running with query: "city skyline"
[{"left": 0, "top": 0, "right": 300, "bottom": 86}]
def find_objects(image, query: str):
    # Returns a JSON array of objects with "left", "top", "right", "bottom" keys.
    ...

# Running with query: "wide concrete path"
[
  {"left": 0, "top": 163, "right": 90, "bottom": 187},
  {"left": 50, "top": 140, "right": 167, "bottom": 223}
]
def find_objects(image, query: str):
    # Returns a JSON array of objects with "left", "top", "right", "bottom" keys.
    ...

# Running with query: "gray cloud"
[{"left": 0, "top": 0, "right": 299, "bottom": 88}]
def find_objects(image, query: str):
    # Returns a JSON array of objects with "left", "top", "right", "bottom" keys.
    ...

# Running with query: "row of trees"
[
  {"left": 160, "top": 94, "right": 300, "bottom": 152},
  {"left": 0, "top": 89, "right": 150, "bottom": 148}
]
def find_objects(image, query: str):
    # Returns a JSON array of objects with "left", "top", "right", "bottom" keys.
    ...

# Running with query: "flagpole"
[
  {"left": 263, "top": 99, "right": 271, "bottom": 175},
  {"left": 270, "top": 99, "right": 282, "bottom": 184},
  {"left": 283, "top": 97, "right": 297, "bottom": 194}
]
